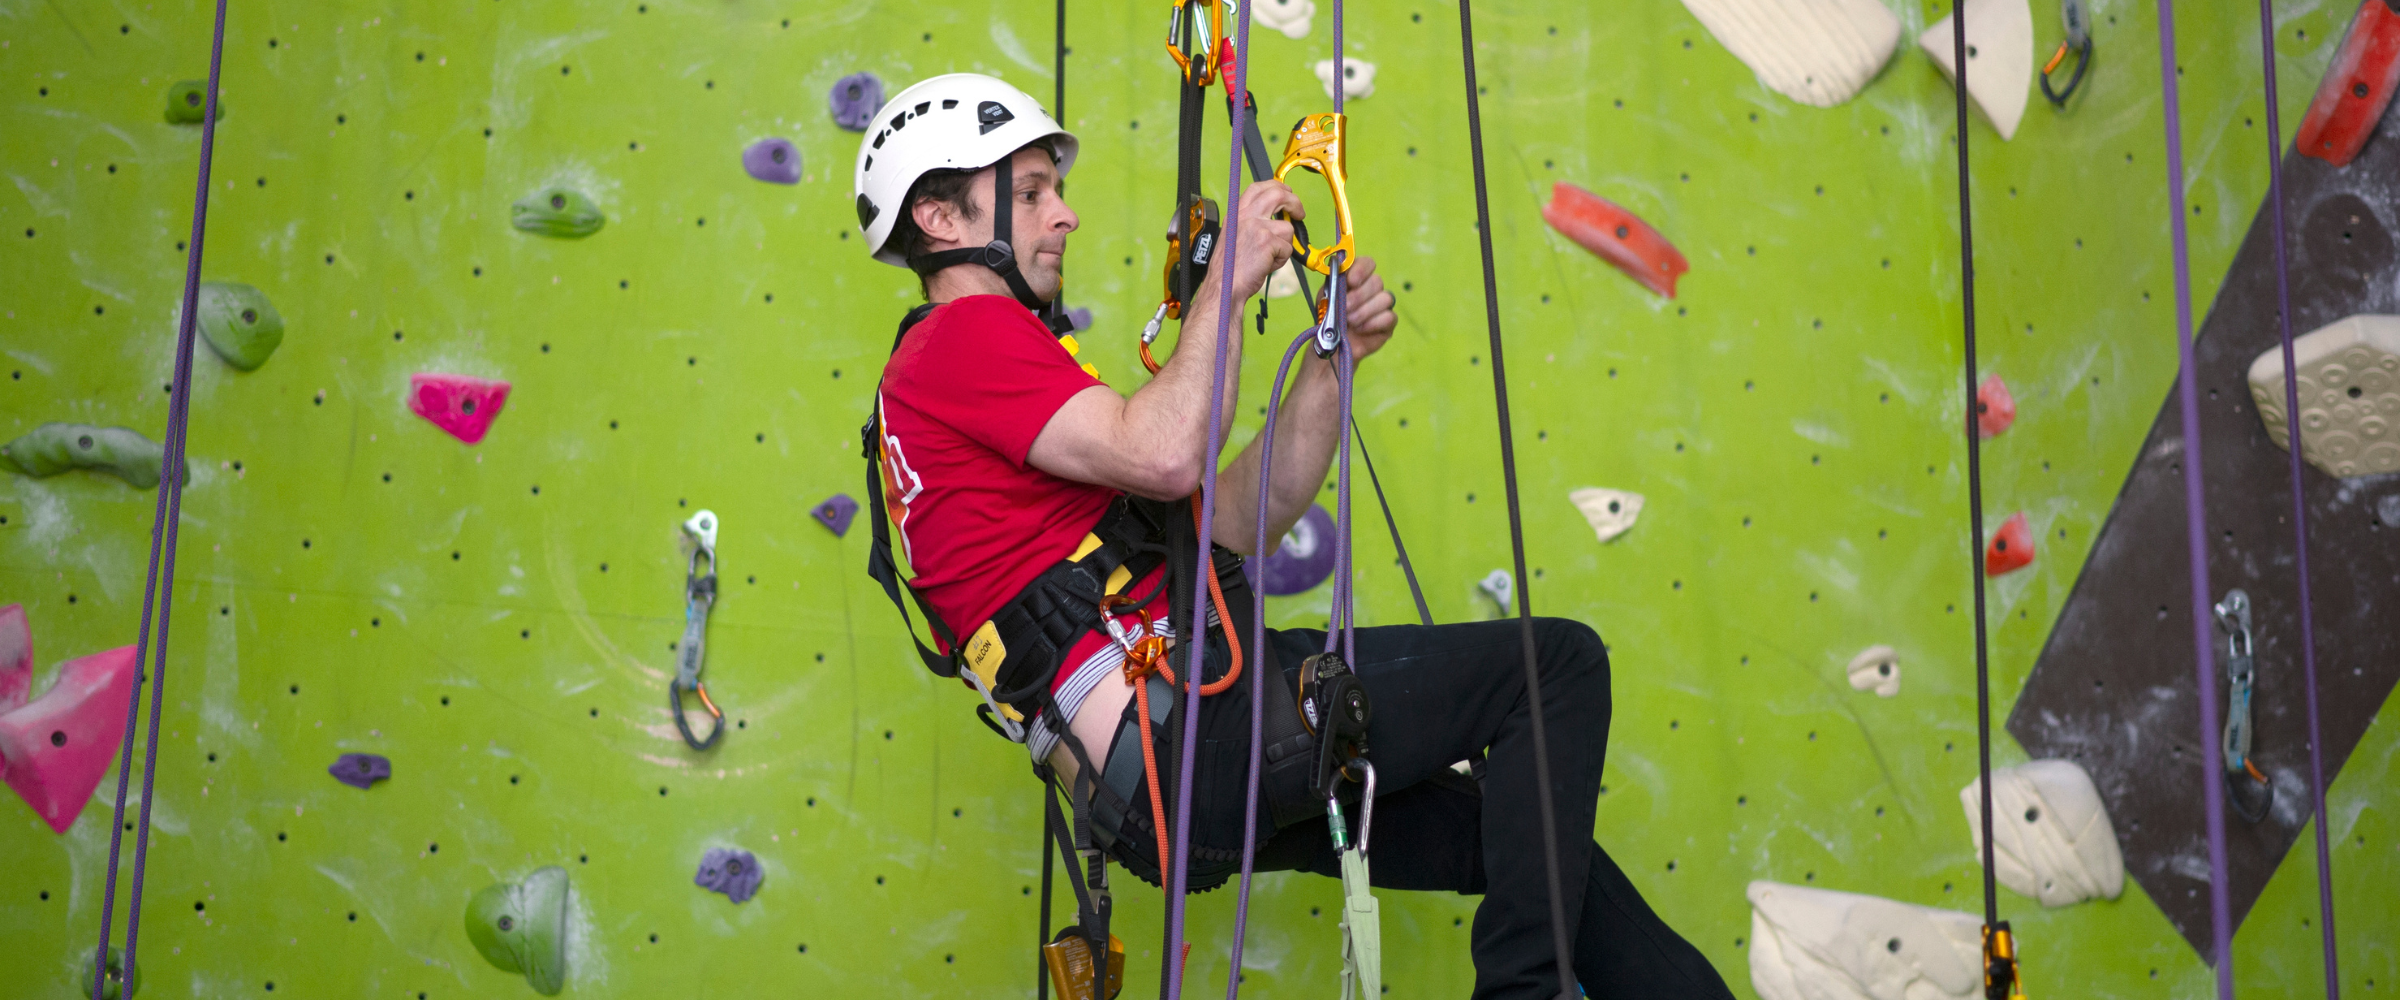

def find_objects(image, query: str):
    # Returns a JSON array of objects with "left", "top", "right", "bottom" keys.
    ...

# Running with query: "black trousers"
[{"left": 1116, "top": 616, "right": 1735, "bottom": 1000}]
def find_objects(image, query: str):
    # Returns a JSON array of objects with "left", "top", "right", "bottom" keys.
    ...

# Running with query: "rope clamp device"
[
  {"left": 671, "top": 509, "right": 726, "bottom": 751},
  {"left": 1275, "top": 113, "right": 1357, "bottom": 276},
  {"left": 2039, "top": 0, "right": 2093, "bottom": 106},
  {"left": 1142, "top": 196, "right": 1225, "bottom": 374},
  {"left": 1981, "top": 921, "right": 2026, "bottom": 1000},
  {"left": 1297, "top": 652, "right": 1373, "bottom": 800},
  {"left": 2213, "top": 588, "right": 2274, "bottom": 822},
  {"left": 1164, "top": 0, "right": 1229, "bottom": 87}
]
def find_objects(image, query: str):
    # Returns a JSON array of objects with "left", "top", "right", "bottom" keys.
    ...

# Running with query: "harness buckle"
[{"left": 1275, "top": 113, "right": 1357, "bottom": 275}]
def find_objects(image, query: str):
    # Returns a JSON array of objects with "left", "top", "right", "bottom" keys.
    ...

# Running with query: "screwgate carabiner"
[
  {"left": 671, "top": 510, "right": 726, "bottom": 751},
  {"left": 1164, "top": 0, "right": 1228, "bottom": 87},
  {"left": 1275, "top": 113, "right": 1357, "bottom": 276}
]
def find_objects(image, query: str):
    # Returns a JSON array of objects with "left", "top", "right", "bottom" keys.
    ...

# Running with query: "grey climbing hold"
[
  {"left": 465, "top": 866, "right": 570, "bottom": 996},
  {"left": 812, "top": 494, "right": 858, "bottom": 537},
  {"left": 196, "top": 282, "right": 284, "bottom": 371},
  {"left": 510, "top": 187, "right": 605, "bottom": 239},
  {"left": 329, "top": 752, "right": 391, "bottom": 789},
  {"left": 80, "top": 945, "right": 139, "bottom": 1000},
  {"left": 694, "top": 846, "right": 764, "bottom": 903},
  {"left": 0, "top": 424, "right": 183, "bottom": 489},
  {"left": 829, "top": 72, "right": 884, "bottom": 131},
  {"left": 164, "top": 80, "right": 224, "bottom": 124},
  {"left": 743, "top": 138, "right": 802, "bottom": 184}
]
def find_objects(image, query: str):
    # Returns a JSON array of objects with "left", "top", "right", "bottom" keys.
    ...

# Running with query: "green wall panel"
[{"left": 1, "top": 0, "right": 2391, "bottom": 997}]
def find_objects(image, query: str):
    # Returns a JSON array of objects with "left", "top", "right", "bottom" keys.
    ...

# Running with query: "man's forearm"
[
  {"left": 1208, "top": 351, "right": 1342, "bottom": 551},
  {"left": 1121, "top": 280, "right": 1247, "bottom": 490}
]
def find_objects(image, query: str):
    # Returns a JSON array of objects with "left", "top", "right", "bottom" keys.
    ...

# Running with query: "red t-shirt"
[{"left": 874, "top": 295, "right": 1159, "bottom": 682}]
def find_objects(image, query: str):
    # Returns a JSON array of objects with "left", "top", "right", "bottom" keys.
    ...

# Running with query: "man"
[{"left": 854, "top": 73, "right": 1733, "bottom": 1000}]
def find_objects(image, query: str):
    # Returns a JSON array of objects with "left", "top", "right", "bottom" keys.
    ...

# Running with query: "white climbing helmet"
[{"left": 852, "top": 73, "right": 1079, "bottom": 268}]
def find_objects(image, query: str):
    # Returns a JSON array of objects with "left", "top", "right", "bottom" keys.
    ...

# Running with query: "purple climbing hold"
[
  {"left": 813, "top": 494, "right": 859, "bottom": 537},
  {"left": 829, "top": 72, "right": 884, "bottom": 132},
  {"left": 1260, "top": 504, "right": 1338, "bottom": 596},
  {"left": 694, "top": 847, "right": 763, "bottom": 903},
  {"left": 329, "top": 753, "right": 390, "bottom": 790},
  {"left": 1066, "top": 307, "right": 1094, "bottom": 332},
  {"left": 743, "top": 138, "right": 802, "bottom": 185}
]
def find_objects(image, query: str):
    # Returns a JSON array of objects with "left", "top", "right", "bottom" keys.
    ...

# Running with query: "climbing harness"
[
  {"left": 2250, "top": 0, "right": 2341, "bottom": 986},
  {"left": 2213, "top": 590, "right": 2273, "bottom": 822},
  {"left": 2038, "top": 0, "right": 2093, "bottom": 107},
  {"left": 88, "top": 1, "right": 226, "bottom": 997},
  {"left": 671, "top": 509, "right": 726, "bottom": 751}
]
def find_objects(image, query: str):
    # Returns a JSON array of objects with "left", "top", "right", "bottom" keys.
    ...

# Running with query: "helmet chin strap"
[{"left": 909, "top": 152, "right": 1076, "bottom": 335}]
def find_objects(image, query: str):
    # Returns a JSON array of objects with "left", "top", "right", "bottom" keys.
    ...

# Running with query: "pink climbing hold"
[
  {"left": 0, "top": 644, "right": 138, "bottom": 834},
  {"left": 1977, "top": 374, "right": 2017, "bottom": 439},
  {"left": 0, "top": 604, "right": 30, "bottom": 711},
  {"left": 408, "top": 374, "right": 512, "bottom": 445}
]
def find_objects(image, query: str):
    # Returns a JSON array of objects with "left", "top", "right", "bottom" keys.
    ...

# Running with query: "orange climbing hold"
[
  {"left": 1977, "top": 374, "right": 2017, "bottom": 439},
  {"left": 1540, "top": 182, "right": 1689, "bottom": 299},
  {"left": 1985, "top": 511, "right": 2035, "bottom": 576}
]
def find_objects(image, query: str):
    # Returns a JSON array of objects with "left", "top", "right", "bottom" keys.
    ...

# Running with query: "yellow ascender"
[{"left": 1275, "top": 113, "right": 1356, "bottom": 275}]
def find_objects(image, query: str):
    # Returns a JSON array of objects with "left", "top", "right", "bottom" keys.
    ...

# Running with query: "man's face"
[{"left": 969, "top": 145, "right": 1079, "bottom": 300}]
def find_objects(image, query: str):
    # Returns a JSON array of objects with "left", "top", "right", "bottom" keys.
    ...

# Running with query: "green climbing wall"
[{"left": 2, "top": 0, "right": 2393, "bottom": 996}]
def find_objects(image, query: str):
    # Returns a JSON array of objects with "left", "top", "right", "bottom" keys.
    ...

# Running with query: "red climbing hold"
[
  {"left": 0, "top": 604, "right": 30, "bottom": 711},
  {"left": 0, "top": 644, "right": 138, "bottom": 834},
  {"left": 408, "top": 374, "right": 512, "bottom": 445},
  {"left": 1540, "top": 182, "right": 1689, "bottom": 299},
  {"left": 1985, "top": 511, "right": 2035, "bottom": 577},
  {"left": 2295, "top": 0, "right": 2400, "bottom": 167},
  {"left": 1977, "top": 374, "right": 2017, "bottom": 439}
]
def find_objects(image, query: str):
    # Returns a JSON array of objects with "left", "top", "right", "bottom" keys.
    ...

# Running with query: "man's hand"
[
  {"left": 1209, "top": 180, "right": 1303, "bottom": 305},
  {"left": 1335, "top": 255, "right": 1397, "bottom": 362}
]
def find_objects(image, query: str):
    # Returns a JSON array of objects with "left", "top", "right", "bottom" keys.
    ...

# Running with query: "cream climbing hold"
[
  {"left": 1846, "top": 645, "right": 1899, "bottom": 697},
  {"left": 2248, "top": 314, "right": 2400, "bottom": 479},
  {"left": 1568, "top": 487, "right": 1645, "bottom": 543},
  {"left": 1746, "top": 880, "right": 1984, "bottom": 1000},
  {"left": 1312, "top": 58, "right": 1376, "bottom": 99},
  {"left": 1267, "top": 265, "right": 1303, "bottom": 300},
  {"left": 1960, "top": 759, "right": 2125, "bottom": 908},
  {"left": 1256, "top": 0, "right": 1315, "bottom": 39},
  {"left": 1678, "top": 0, "right": 1902, "bottom": 108},
  {"left": 1919, "top": 0, "right": 2035, "bottom": 140}
]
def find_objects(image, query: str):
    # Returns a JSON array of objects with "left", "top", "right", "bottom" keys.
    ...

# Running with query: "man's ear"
[{"left": 911, "top": 197, "right": 962, "bottom": 247}]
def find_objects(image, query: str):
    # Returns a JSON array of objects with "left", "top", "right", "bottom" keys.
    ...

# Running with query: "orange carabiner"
[{"left": 1164, "top": 0, "right": 1226, "bottom": 87}]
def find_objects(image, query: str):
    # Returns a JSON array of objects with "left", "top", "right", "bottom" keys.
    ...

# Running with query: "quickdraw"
[
  {"left": 2039, "top": 0, "right": 2093, "bottom": 106},
  {"left": 670, "top": 509, "right": 726, "bottom": 751},
  {"left": 2214, "top": 588, "right": 2275, "bottom": 822}
]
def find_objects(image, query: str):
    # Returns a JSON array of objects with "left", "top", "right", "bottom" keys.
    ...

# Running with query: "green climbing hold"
[
  {"left": 163, "top": 81, "right": 224, "bottom": 124},
  {"left": 0, "top": 424, "right": 182, "bottom": 489},
  {"left": 197, "top": 282, "right": 284, "bottom": 371},
  {"left": 79, "top": 945, "right": 140, "bottom": 1000},
  {"left": 465, "top": 866, "right": 570, "bottom": 996},
  {"left": 510, "top": 187, "right": 605, "bottom": 239}
]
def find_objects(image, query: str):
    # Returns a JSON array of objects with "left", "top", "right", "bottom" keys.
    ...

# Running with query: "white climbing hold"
[
  {"left": 2248, "top": 314, "right": 2400, "bottom": 479},
  {"left": 1312, "top": 58, "right": 1376, "bottom": 100},
  {"left": 1959, "top": 759, "right": 2125, "bottom": 908},
  {"left": 1746, "top": 880, "right": 1984, "bottom": 1000},
  {"left": 1567, "top": 487, "right": 1645, "bottom": 543},
  {"left": 1677, "top": 0, "right": 1902, "bottom": 108},
  {"left": 1267, "top": 265, "right": 1303, "bottom": 300},
  {"left": 1846, "top": 645, "right": 1900, "bottom": 697},
  {"left": 1477, "top": 569, "right": 1514, "bottom": 614},
  {"left": 1919, "top": 0, "right": 2034, "bottom": 140},
  {"left": 1255, "top": 0, "right": 1315, "bottom": 39}
]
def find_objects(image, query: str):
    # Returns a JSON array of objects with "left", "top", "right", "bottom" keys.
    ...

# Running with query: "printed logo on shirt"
[{"left": 876, "top": 392, "right": 925, "bottom": 561}]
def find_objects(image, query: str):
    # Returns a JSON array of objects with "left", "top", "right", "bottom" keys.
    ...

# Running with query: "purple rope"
[
  {"left": 1227, "top": 330, "right": 1324, "bottom": 999},
  {"left": 2250, "top": 2, "right": 2339, "bottom": 991},
  {"left": 2152, "top": 0, "right": 2236, "bottom": 993},
  {"left": 1163, "top": 0, "right": 1260, "bottom": 991},
  {"left": 90, "top": 0, "right": 225, "bottom": 994}
]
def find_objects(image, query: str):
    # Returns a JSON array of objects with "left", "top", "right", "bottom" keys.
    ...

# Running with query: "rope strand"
[
  {"left": 2250, "top": 0, "right": 2339, "bottom": 991},
  {"left": 2151, "top": 0, "right": 2237, "bottom": 991},
  {"left": 1455, "top": 2, "right": 1575, "bottom": 994}
]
